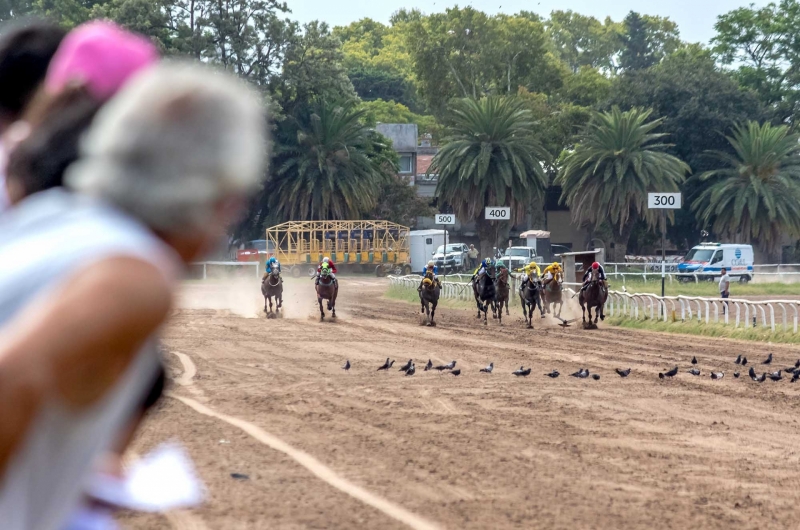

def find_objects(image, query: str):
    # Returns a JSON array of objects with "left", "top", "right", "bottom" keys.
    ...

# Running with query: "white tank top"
[{"left": 0, "top": 188, "right": 180, "bottom": 530}]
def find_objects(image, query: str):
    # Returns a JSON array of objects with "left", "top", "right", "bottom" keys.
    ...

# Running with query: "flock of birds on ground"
[{"left": 340, "top": 353, "right": 800, "bottom": 383}]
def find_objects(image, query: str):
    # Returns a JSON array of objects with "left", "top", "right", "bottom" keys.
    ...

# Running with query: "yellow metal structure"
[{"left": 266, "top": 220, "right": 411, "bottom": 273}]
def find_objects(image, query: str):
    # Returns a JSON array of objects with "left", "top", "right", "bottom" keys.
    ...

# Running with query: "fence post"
[{"left": 203, "top": 263, "right": 207, "bottom": 280}]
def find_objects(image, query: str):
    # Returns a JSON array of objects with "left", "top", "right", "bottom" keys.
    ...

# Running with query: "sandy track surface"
[{"left": 121, "top": 278, "right": 800, "bottom": 529}]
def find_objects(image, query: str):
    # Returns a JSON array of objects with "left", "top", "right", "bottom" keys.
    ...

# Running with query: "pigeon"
[
  {"left": 342, "top": 360, "right": 350, "bottom": 371},
  {"left": 749, "top": 367, "right": 757, "bottom": 380},
  {"left": 513, "top": 367, "right": 532, "bottom": 377},
  {"left": 405, "top": 363, "right": 416, "bottom": 376},
  {"left": 795, "top": 359, "right": 800, "bottom": 368},
  {"left": 734, "top": 372, "right": 740, "bottom": 378},
  {"left": 768, "top": 371, "right": 783, "bottom": 382},
  {"left": 688, "top": 368, "right": 700, "bottom": 376},
  {"left": 450, "top": 369, "right": 461, "bottom": 376},
  {"left": 755, "top": 373, "right": 767, "bottom": 382},
  {"left": 663, "top": 366, "right": 679, "bottom": 378},
  {"left": 735, "top": 355, "right": 742, "bottom": 365},
  {"left": 480, "top": 362, "right": 494, "bottom": 373},
  {"left": 435, "top": 360, "right": 456, "bottom": 371},
  {"left": 748, "top": 367, "right": 766, "bottom": 383},
  {"left": 592, "top": 374, "right": 600, "bottom": 381},
  {"left": 570, "top": 368, "right": 590, "bottom": 378},
  {"left": 377, "top": 358, "right": 391, "bottom": 371},
  {"left": 388, "top": 360, "right": 395, "bottom": 369},
  {"left": 711, "top": 371, "right": 724, "bottom": 380},
  {"left": 399, "top": 359, "right": 413, "bottom": 372},
  {"left": 763, "top": 353, "right": 773, "bottom": 365},
  {"left": 691, "top": 356, "right": 698, "bottom": 365},
  {"left": 659, "top": 373, "right": 665, "bottom": 379},
  {"left": 615, "top": 368, "right": 631, "bottom": 378},
  {"left": 424, "top": 359, "right": 433, "bottom": 371},
  {"left": 545, "top": 370, "right": 560, "bottom": 378},
  {"left": 792, "top": 373, "right": 799, "bottom": 383},
  {"left": 784, "top": 366, "right": 797, "bottom": 374},
  {"left": 742, "top": 357, "right": 748, "bottom": 366}
]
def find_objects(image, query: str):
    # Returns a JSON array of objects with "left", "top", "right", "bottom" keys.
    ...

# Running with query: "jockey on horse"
[
  {"left": 418, "top": 261, "right": 441, "bottom": 291},
  {"left": 472, "top": 257, "right": 495, "bottom": 283},
  {"left": 262, "top": 256, "right": 282, "bottom": 282},
  {"left": 541, "top": 262, "right": 563, "bottom": 288},
  {"left": 519, "top": 261, "right": 541, "bottom": 291},
  {"left": 580, "top": 262, "right": 607, "bottom": 294},
  {"left": 315, "top": 256, "right": 338, "bottom": 285}
]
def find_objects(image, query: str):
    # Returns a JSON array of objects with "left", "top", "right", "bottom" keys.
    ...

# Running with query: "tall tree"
[
  {"left": 268, "top": 102, "right": 395, "bottom": 220},
  {"left": 557, "top": 107, "right": 690, "bottom": 261},
  {"left": 608, "top": 45, "right": 765, "bottom": 249},
  {"left": 619, "top": 11, "right": 681, "bottom": 71},
  {"left": 691, "top": 121, "right": 800, "bottom": 261},
  {"left": 430, "top": 97, "right": 550, "bottom": 256},
  {"left": 712, "top": 0, "right": 800, "bottom": 122},
  {"left": 546, "top": 10, "right": 621, "bottom": 73}
]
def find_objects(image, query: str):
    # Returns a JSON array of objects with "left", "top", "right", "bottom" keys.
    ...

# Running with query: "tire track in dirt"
[{"left": 168, "top": 349, "right": 441, "bottom": 530}]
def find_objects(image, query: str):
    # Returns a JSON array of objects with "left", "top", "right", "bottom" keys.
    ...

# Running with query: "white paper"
[{"left": 85, "top": 443, "right": 205, "bottom": 512}]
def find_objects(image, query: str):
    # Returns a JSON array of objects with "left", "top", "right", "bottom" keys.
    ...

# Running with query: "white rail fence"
[
  {"left": 190, "top": 261, "right": 260, "bottom": 280},
  {"left": 606, "top": 291, "right": 800, "bottom": 333},
  {"left": 603, "top": 262, "right": 800, "bottom": 284},
  {"left": 389, "top": 274, "right": 799, "bottom": 334}
]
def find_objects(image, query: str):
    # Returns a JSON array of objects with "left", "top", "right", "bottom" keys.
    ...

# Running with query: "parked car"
[
  {"left": 236, "top": 239, "right": 274, "bottom": 263},
  {"left": 677, "top": 243, "right": 754, "bottom": 282},
  {"left": 432, "top": 243, "right": 470, "bottom": 272},
  {"left": 496, "top": 246, "right": 542, "bottom": 272}
]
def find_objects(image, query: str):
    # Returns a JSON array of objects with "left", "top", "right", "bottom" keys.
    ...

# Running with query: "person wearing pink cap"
[{"left": 4, "top": 20, "right": 158, "bottom": 205}]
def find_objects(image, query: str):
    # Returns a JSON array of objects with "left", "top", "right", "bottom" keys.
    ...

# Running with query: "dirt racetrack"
[{"left": 122, "top": 277, "right": 800, "bottom": 530}]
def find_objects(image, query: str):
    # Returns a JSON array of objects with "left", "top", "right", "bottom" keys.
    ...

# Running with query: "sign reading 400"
[{"left": 485, "top": 207, "right": 511, "bottom": 220}]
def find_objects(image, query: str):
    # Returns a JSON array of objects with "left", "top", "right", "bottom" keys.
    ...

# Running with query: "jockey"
[
  {"left": 263, "top": 256, "right": 281, "bottom": 281},
  {"left": 315, "top": 256, "right": 337, "bottom": 285},
  {"left": 580, "top": 261, "right": 607, "bottom": 291},
  {"left": 472, "top": 257, "right": 494, "bottom": 284},
  {"left": 541, "top": 261, "right": 562, "bottom": 288},
  {"left": 418, "top": 260, "right": 440, "bottom": 291},
  {"left": 520, "top": 261, "right": 541, "bottom": 290}
]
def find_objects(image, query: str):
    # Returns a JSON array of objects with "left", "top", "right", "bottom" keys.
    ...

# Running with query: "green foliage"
[
  {"left": 546, "top": 10, "right": 621, "bottom": 73},
  {"left": 691, "top": 121, "right": 800, "bottom": 255},
  {"left": 557, "top": 107, "right": 690, "bottom": 260},
  {"left": 712, "top": 0, "right": 800, "bottom": 121},
  {"left": 431, "top": 96, "right": 550, "bottom": 254},
  {"left": 371, "top": 175, "right": 435, "bottom": 227},
  {"left": 403, "top": 7, "right": 562, "bottom": 116},
  {"left": 269, "top": 102, "right": 395, "bottom": 220},
  {"left": 619, "top": 11, "right": 682, "bottom": 71}
]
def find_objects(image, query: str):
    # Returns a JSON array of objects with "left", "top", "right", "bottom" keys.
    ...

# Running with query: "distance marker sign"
[{"left": 485, "top": 207, "right": 510, "bottom": 220}]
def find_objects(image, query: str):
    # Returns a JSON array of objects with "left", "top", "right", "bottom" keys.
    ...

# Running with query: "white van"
[{"left": 677, "top": 243, "right": 754, "bottom": 282}]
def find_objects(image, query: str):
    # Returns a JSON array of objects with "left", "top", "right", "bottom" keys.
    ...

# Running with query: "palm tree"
[
  {"left": 556, "top": 107, "right": 690, "bottom": 262},
  {"left": 269, "top": 101, "right": 395, "bottom": 220},
  {"left": 429, "top": 96, "right": 550, "bottom": 257},
  {"left": 691, "top": 121, "right": 800, "bottom": 260}
]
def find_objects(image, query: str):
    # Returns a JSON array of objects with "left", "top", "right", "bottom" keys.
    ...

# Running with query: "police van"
[{"left": 676, "top": 243, "right": 754, "bottom": 283}]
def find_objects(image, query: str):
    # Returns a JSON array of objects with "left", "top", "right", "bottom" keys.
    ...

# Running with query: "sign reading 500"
[{"left": 484, "top": 207, "right": 511, "bottom": 220}]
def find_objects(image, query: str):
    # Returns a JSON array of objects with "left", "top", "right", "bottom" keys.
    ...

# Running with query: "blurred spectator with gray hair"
[{"left": 0, "top": 62, "right": 267, "bottom": 529}]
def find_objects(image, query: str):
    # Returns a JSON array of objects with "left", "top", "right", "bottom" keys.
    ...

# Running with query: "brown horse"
[
  {"left": 579, "top": 268, "right": 607, "bottom": 328},
  {"left": 316, "top": 267, "right": 338, "bottom": 321},
  {"left": 418, "top": 273, "right": 440, "bottom": 326},
  {"left": 472, "top": 264, "right": 497, "bottom": 325},
  {"left": 543, "top": 274, "right": 563, "bottom": 318},
  {"left": 261, "top": 270, "right": 283, "bottom": 318},
  {"left": 494, "top": 267, "right": 510, "bottom": 324}
]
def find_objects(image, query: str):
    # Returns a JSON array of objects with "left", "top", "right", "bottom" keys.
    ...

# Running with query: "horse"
[
  {"left": 519, "top": 275, "right": 544, "bottom": 329},
  {"left": 494, "top": 267, "right": 511, "bottom": 324},
  {"left": 261, "top": 269, "right": 283, "bottom": 317},
  {"left": 472, "top": 264, "right": 497, "bottom": 325},
  {"left": 579, "top": 268, "right": 607, "bottom": 328},
  {"left": 316, "top": 268, "right": 338, "bottom": 321},
  {"left": 543, "top": 274, "right": 564, "bottom": 319},
  {"left": 418, "top": 273, "right": 440, "bottom": 326}
]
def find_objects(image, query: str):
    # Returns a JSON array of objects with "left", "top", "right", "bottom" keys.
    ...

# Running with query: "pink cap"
[{"left": 45, "top": 21, "right": 158, "bottom": 101}]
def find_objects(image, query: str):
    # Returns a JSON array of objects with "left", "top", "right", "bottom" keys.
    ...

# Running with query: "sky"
[{"left": 287, "top": 0, "right": 772, "bottom": 45}]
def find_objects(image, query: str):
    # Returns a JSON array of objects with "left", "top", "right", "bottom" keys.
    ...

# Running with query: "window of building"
[{"left": 398, "top": 154, "right": 413, "bottom": 173}]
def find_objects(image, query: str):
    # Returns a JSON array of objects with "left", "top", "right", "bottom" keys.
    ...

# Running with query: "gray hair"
[{"left": 67, "top": 61, "right": 267, "bottom": 232}]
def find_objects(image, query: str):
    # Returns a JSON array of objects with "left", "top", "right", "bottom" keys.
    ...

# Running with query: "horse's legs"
[
  {"left": 331, "top": 289, "right": 337, "bottom": 318},
  {"left": 267, "top": 296, "right": 273, "bottom": 314},
  {"left": 581, "top": 302, "right": 586, "bottom": 323},
  {"left": 595, "top": 305, "right": 600, "bottom": 324},
  {"left": 430, "top": 302, "right": 436, "bottom": 326},
  {"left": 318, "top": 297, "right": 325, "bottom": 321},
  {"left": 277, "top": 291, "right": 283, "bottom": 311},
  {"left": 263, "top": 295, "right": 267, "bottom": 314}
]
